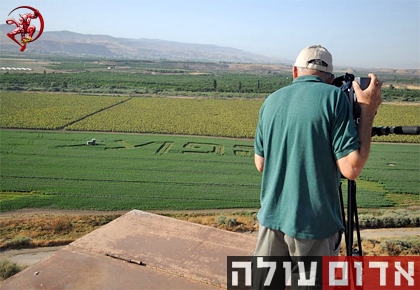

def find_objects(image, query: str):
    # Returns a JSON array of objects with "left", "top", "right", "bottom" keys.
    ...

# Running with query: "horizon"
[{"left": 1, "top": 0, "right": 419, "bottom": 70}]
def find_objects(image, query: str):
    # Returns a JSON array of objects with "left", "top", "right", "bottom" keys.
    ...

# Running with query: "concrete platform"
[{"left": 1, "top": 210, "right": 257, "bottom": 289}]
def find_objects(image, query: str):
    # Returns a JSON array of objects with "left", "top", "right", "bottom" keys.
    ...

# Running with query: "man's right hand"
[{"left": 352, "top": 73, "right": 383, "bottom": 113}]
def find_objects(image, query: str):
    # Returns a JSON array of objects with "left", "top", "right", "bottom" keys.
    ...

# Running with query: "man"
[{"left": 252, "top": 45, "right": 382, "bottom": 287}]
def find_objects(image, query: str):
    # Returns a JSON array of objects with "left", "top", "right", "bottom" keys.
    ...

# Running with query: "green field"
[
  {"left": 0, "top": 130, "right": 259, "bottom": 211},
  {"left": 0, "top": 130, "right": 418, "bottom": 211}
]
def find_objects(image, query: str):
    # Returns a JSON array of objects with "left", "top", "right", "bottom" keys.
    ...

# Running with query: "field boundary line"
[{"left": 57, "top": 97, "right": 132, "bottom": 130}]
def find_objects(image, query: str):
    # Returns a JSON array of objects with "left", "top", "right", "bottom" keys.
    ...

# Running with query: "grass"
[
  {"left": 0, "top": 130, "right": 260, "bottom": 211},
  {"left": 361, "top": 236, "right": 420, "bottom": 256},
  {"left": 0, "top": 214, "right": 120, "bottom": 250},
  {"left": 1, "top": 209, "right": 418, "bottom": 251},
  {"left": 0, "top": 130, "right": 419, "bottom": 211},
  {"left": 386, "top": 193, "right": 420, "bottom": 205}
]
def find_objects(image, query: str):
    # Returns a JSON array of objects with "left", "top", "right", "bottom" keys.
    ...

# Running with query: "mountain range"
[{"left": 0, "top": 24, "right": 285, "bottom": 64}]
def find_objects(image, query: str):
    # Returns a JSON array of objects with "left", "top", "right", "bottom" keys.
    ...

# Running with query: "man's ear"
[{"left": 292, "top": 66, "right": 298, "bottom": 79}]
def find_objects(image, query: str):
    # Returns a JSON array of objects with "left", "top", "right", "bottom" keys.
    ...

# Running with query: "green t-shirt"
[{"left": 254, "top": 75, "right": 360, "bottom": 239}]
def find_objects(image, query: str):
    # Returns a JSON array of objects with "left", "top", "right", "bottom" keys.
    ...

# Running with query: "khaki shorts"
[
  {"left": 253, "top": 224, "right": 342, "bottom": 257},
  {"left": 252, "top": 225, "right": 342, "bottom": 289}
]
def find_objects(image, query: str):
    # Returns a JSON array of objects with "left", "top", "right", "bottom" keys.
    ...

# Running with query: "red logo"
[
  {"left": 323, "top": 256, "right": 420, "bottom": 289},
  {"left": 5, "top": 6, "right": 44, "bottom": 52}
]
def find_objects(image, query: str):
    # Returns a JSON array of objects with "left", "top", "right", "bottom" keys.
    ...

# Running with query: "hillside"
[{"left": 0, "top": 24, "right": 283, "bottom": 64}]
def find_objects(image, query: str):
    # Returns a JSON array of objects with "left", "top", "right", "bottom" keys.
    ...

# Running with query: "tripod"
[
  {"left": 339, "top": 179, "right": 362, "bottom": 256},
  {"left": 339, "top": 125, "right": 420, "bottom": 256}
]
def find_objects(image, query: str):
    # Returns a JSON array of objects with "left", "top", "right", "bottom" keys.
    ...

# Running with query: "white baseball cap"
[{"left": 294, "top": 45, "right": 333, "bottom": 73}]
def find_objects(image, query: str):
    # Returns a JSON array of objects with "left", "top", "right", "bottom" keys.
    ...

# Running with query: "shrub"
[
  {"left": 216, "top": 215, "right": 238, "bottom": 227},
  {"left": 0, "top": 259, "right": 26, "bottom": 280},
  {"left": 50, "top": 218, "right": 73, "bottom": 234},
  {"left": 226, "top": 217, "right": 238, "bottom": 227},
  {"left": 359, "top": 237, "right": 420, "bottom": 256},
  {"left": 379, "top": 239, "right": 420, "bottom": 256},
  {"left": 2, "top": 237, "right": 32, "bottom": 249},
  {"left": 216, "top": 215, "right": 227, "bottom": 225},
  {"left": 358, "top": 209, "right": 420, "bottom": 228}
]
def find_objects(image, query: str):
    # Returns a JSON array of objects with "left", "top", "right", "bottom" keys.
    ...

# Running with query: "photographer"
[{"left": 252, "top": 45, "right": 382, "bottom": 287}]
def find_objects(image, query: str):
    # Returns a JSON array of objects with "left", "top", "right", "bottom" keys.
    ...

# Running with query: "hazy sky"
[{"left": 1, "top": 0, "right": 419, "bottom": 69}]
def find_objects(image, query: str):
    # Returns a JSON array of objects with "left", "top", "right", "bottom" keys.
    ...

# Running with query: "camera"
[
  {"left": 332, "top": 73, "right": 370, "bottom": 124},
  {"left": 333, "top": 73, "right": 419, "bottom": 136}
]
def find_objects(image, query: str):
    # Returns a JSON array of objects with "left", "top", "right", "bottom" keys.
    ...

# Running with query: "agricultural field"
[
  {"left": 0, "top": 130, "right": 260, "bottom": 211},
  {"left": 1, "top": 92, "right": 419, "bottom": 142},
  {"left": 0, "top": 92, "right": 130, "bottom": 130},
  {"left": 0, "top": 57, "right": 419, "bottom": 212},
  {"left": 66, "top": 97, "right": 262, "bottom": 138},
  {"left": 1, "top": 55, "right": 419, "bottom": 101},
  {"left": 0, "top": 66, "right": 290, "bottom": 96},
  {"left": 0, "top": 130, "right": 418, "bottom": 212}
]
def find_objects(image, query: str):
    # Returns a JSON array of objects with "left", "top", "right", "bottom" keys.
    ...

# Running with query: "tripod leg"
[
  {"left": 346, "top": 180, "right": 353, "bottom": 256},
  {"left": 342, "top": 179, "right": 363, "bottom": 256},
  {"left": 354, "top": 194, "right": 363, "bottom": 256},
  {"left": 339, "top": 182, "right": 348, "bottom": 254},
  {"left": 349, "top": 180, "right": 363, "bottom": 256}
]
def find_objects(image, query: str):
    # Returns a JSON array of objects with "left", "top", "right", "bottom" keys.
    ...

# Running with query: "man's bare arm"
[{"left": 254, "top": 154, "right": 264, "bottom": 173}]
